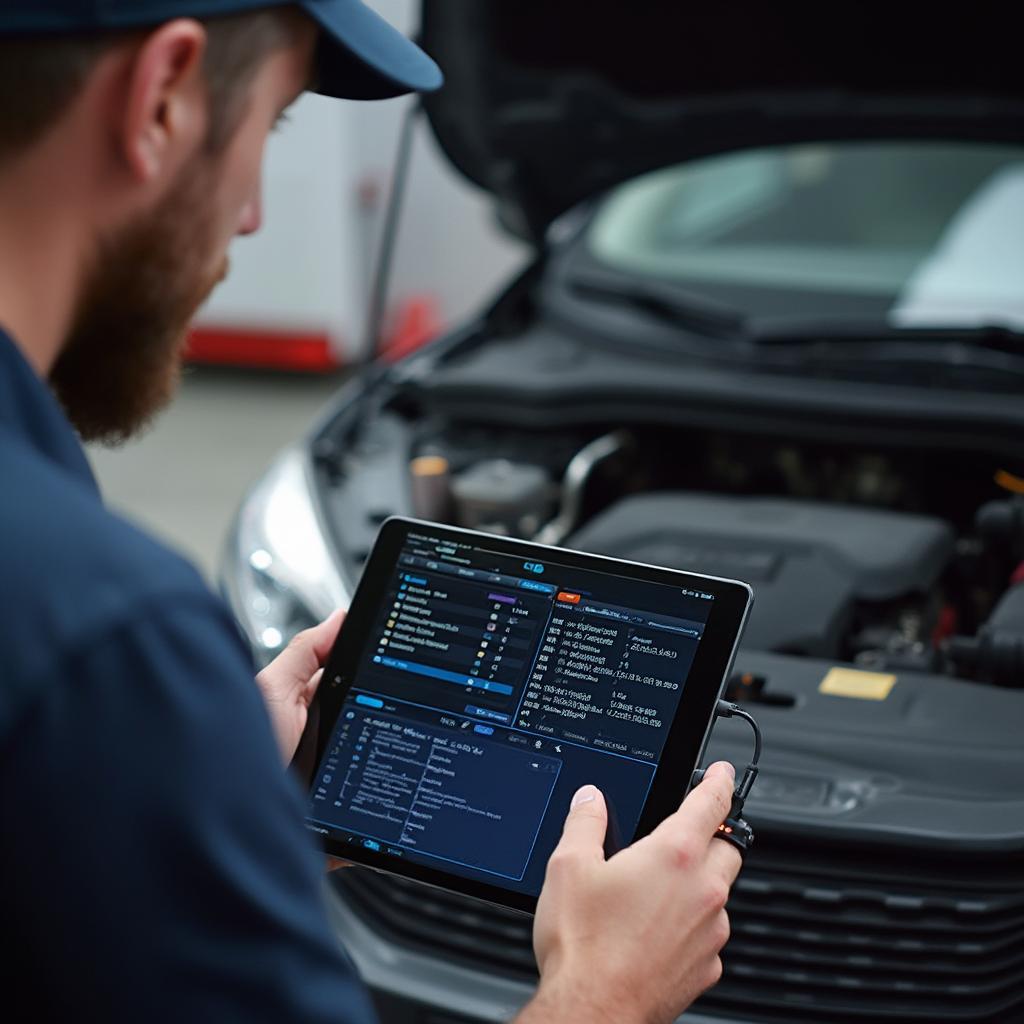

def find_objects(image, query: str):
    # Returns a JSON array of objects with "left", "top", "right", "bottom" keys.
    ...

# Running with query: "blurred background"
[{"left": 88, "top": 0, "right": 525, "bottom": 580}]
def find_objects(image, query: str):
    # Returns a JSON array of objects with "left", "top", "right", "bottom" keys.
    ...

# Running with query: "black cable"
[
  {"left": 701, "top": 700, "right": 763, "bottom": 857},
  {"left": 718, "top": 700, "right": 762, "bottom": 764},
  {"left": 714, "top": 699, "right": 762, "bottom": 804}
]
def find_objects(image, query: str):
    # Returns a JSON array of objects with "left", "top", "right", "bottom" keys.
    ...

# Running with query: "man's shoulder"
[{"left": 0, "top": 430, "right": 224, "bottom": 699}]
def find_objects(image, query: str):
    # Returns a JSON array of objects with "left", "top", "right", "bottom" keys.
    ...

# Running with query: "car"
[{"left": 221, "top": 5, "right": 1024, "bottom": 1022}]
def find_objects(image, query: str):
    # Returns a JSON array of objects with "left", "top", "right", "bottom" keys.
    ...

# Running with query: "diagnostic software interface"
[{"left": 308, "top": 530, "right": 714, "bottom": 895}]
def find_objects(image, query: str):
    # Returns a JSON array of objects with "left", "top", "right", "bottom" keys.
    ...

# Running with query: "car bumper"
[{"left": 325, "top": 884, "right": 754, "bottom": 1024}]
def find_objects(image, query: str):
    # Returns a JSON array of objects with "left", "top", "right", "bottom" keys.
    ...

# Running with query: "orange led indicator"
[{"left": 557, "top": 592, "right": 581, "bottom": 604}]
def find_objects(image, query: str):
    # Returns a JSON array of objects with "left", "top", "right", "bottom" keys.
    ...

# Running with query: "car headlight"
[{"left": 221, "top": 447, "right": 351, "bottom": 664}]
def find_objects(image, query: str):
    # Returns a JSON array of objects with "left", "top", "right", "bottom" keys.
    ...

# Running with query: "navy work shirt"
[{"left": 0, "top": 328, "right": 377, "bottom": 1022}]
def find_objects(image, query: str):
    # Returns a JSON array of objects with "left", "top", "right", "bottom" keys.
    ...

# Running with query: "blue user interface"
[{"left": 307, "top": 530, "right": 714, "bottom": 896}]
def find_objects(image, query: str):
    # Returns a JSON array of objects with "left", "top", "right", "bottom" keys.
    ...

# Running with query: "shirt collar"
[{"left": 0, "top": 327, "right": 99, "bottom": 495}]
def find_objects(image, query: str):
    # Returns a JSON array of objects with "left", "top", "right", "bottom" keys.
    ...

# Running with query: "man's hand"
[
  {"left": 255, "top": 611, "right": 353, "bottom": 873},
  {"left": 518, "top": 762, "right": 741, "bottom": 1024},
  {"left": 255, "top": 610, "right": 345, "bottom": 765}
]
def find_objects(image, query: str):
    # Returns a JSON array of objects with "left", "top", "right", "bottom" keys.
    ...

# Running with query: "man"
[{"left": 0, "top": 2, "right": 741, "bottom": 1021}]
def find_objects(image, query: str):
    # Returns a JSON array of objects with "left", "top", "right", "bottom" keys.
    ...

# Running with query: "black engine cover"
[{"left": 569, "top": 493, "right": 953, "bottom": 656}]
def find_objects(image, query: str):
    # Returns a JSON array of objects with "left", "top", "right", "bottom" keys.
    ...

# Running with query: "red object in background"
[
  {"left": 380, "top": 294, "right": 443, "bottom": 363},
  {"left": 1012, "top": 561, "right": 1024, "bottom": 587},
  {"left": 186, "top": 326, "right": 341, "bottom": 373},
  {"left": 185, "top": 293, "right": 442, "bottom": 372},
  {"left": 186, "top": 291, "right": 442, "bottom": 372},
  {"left": 932, "top": 604, "right": 959, "bottom": 647}
]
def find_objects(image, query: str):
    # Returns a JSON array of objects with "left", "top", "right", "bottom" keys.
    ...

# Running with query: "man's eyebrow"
[
  {"left": 285, "top": 77, "right": 310, "bottom": 111},
  {"left": 276, "top": 85, "right": 305, "bottom": 122},
  {"left": 303, "top": 56, "right": 320, "bottom": 95},
  {"left": 275, "top": 49, "right": 316, "bottom": 119}
]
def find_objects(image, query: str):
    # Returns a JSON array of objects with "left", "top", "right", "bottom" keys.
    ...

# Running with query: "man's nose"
[{"left": 238, "top": 193, "right": 262, "bottom": 236}]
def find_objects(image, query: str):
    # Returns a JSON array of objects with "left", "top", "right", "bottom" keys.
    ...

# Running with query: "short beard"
[{"left": 50, "top": 160, "right": 226, "bottom": 445}]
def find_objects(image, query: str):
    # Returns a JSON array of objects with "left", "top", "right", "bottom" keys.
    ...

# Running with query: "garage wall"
[{"left": 197, "top": 0, "right": 528, "bottom": 361}]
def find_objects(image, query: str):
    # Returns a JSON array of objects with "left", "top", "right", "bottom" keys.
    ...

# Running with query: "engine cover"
[{"left": 569, "top": 494, "right": 954, "bottom": 656}]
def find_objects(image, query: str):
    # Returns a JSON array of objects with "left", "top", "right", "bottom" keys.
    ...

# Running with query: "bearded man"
[{"left": 0, "top": 3, "right": 741, "bottom": 1021}]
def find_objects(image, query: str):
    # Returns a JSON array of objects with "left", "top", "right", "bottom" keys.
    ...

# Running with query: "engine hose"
[
  {"left": 946, "top": 632, "right": 1024, "bottom": 688},
  {"left": 533, "top": 431, "right": 632, "bottom": 546}
]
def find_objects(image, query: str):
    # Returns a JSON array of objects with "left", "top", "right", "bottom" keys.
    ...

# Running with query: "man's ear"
[{"left": 118, "top": 19, "right": 208, "bottom": 183}]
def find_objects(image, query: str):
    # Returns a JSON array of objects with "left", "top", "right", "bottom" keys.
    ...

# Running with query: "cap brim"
[{"left": 300, "top": 0, "right": 443, "bottom": 100}]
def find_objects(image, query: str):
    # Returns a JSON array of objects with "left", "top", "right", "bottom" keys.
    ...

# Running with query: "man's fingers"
[
  {"left": 553, "top": 785, "right": 609, "bottom": 864},
  {"left": 271, "top": 610, "right": 346, "bottom": 682},
  {"left": 681, "top": 761, "right": 736, "bottom": 837},
  {"left": 303, "top": 667, "right": 325, "bottom": 703},
  {"left": 706, "top": 834, "right": 743, "bottom": 886},
  {"left": 305, "top": 608, "right": 346, "bottom": 662},
  {"left": 655, "top": 762, "right": 736, "bottom": 844}
]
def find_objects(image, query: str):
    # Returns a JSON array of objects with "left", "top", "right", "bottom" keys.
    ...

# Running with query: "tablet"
[{"left": 302, "top": 517, "right": 752, "bottom": 914}]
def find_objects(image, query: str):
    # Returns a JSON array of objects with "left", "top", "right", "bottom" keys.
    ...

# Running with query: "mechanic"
[{"left": 0, "top": 2, "right": 742, "bottom": 1021}]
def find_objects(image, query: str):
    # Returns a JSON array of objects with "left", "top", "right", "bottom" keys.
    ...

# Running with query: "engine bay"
[{"left": 317, "top": 403, "right": 1024, "bottom": 693}]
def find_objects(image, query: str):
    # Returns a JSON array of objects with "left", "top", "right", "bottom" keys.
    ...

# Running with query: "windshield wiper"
[
  {"left": 566, "top": 269, "right": 748, "bottom": 342},
  {"left": 564, "top": 273, "right": 1024, "bottom": 368},
  {"left": 749, "top": 316, "right": 1024, "bottom": 352},
  {"left": 747, "top": 317, "right": 1024, "bottom": 385}
]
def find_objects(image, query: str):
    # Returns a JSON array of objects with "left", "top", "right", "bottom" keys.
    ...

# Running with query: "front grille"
[
  {"left": 337, "top": 870, "right": 536, "bottom": 979},
  {"left": 332, "top": 835, "right": 1024, "bottom": 1022},
  {"left": 710, "top": 839, "right": 1024, "bottom": 1022}
]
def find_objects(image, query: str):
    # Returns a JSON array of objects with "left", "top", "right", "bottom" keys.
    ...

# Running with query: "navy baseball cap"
[{"left": 0, "top": 0, "right": 443, "bottom": 100}]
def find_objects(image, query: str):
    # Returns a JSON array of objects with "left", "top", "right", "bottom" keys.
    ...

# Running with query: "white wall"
[{"left": 198, "top": 0, "right": 528, "bottom": 360}]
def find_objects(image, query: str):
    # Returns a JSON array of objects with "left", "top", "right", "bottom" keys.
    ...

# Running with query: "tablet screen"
[{"left": 307, "top": 524, "right": 736, "bottom": 900}]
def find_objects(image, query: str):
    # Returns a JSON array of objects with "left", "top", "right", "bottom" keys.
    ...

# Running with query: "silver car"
[{"left": 223, "top": 4, "right": 1024, "bottom": 1021}]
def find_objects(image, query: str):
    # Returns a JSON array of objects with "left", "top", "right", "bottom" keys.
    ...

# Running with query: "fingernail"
[
  {"left": 572, "top": 784, "right": 598, "bottom": 808},
  {"left": 710, "top": 760, "right": 736, "bottom": 779}
]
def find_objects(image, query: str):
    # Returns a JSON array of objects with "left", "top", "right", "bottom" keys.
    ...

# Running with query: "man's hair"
[{"left": 0, "top": 7, "right": 302, "bottom": 164}]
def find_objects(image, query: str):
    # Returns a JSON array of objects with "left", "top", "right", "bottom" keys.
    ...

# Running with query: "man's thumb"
[
  {"left": 307, "top": 608, "right": 346, "bottom": 661},
  {"left": 556, "top": 785, "right": 609, "bottom": 862}
]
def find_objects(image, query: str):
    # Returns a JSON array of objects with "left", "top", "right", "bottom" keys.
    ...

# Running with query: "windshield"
[{"left": 585, "top": 142, "right": 1024, "bottom": 329}]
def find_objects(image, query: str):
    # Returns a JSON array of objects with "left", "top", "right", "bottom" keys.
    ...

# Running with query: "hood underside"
[{"left": 420, "top": 1, "right": 1024, "bottom": 242}]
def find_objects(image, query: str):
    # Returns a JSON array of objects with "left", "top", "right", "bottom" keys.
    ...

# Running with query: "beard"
[{"left": 50, "top": 159, "right": 228, "bottom": 445}]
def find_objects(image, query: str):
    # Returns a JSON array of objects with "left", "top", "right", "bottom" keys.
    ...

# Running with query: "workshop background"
[{"left": 88, "top": 0, "right": 526, "bottom": 579}]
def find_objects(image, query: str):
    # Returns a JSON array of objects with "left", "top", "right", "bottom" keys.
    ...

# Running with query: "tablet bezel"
[{"left": 302, "top": 517, "right": 752, "bottom": 916}]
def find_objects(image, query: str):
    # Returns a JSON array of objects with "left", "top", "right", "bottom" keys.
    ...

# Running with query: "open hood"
[{"left": 420, "top": 2, "right": 1024, "bottom": 243}]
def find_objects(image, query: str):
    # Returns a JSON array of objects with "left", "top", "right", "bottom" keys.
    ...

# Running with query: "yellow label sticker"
[{"left": 818, "top": 667, "right": 897, "bottom": 701}]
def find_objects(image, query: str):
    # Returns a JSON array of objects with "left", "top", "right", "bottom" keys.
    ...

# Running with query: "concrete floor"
[{"left": 88, "top": 367, "right": 342, "bottom": 582}]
